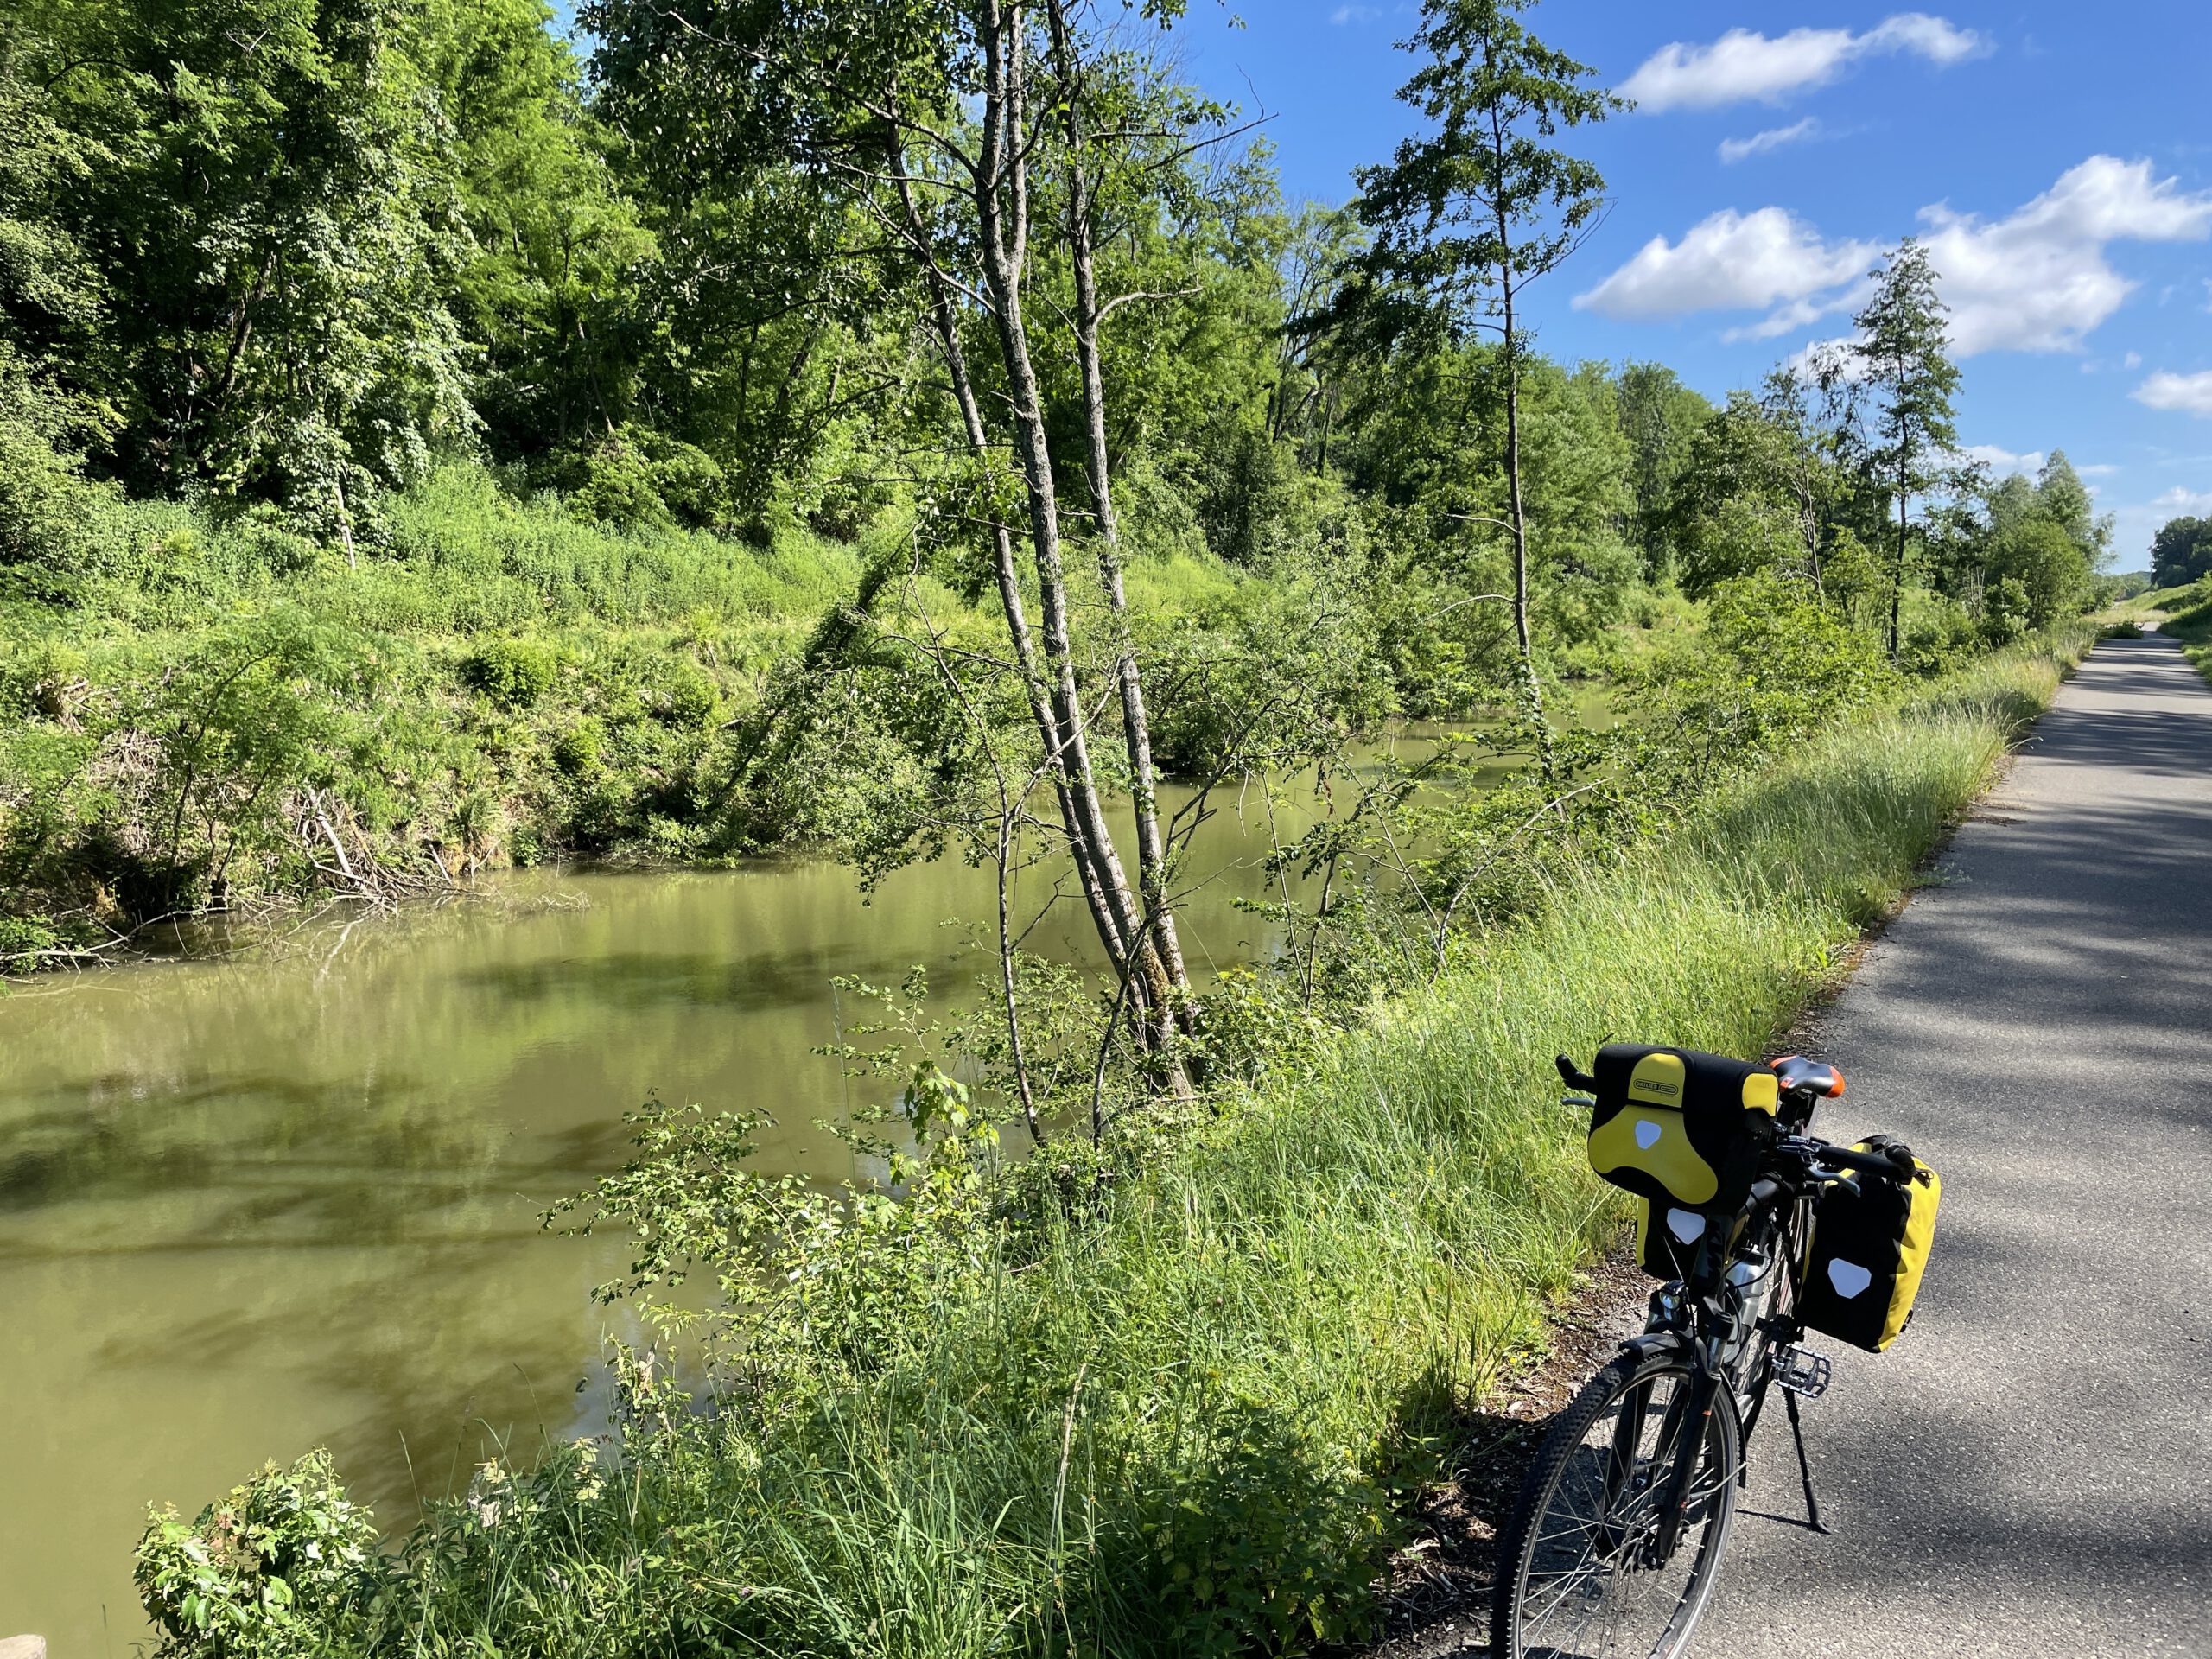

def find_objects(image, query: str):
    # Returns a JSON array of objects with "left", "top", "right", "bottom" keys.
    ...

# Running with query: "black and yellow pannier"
[
  {"left": 1586, "top": 1043, "right": 1780, "bottom": 1279},
  {"left": 1799, "top": 1137, "right": 1942, "bottom": 1352}
]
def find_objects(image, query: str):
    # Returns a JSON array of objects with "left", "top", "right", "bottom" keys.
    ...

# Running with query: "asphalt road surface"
[{"left": 1696, "top": 632, "right": 2212, "bottom": 1657}]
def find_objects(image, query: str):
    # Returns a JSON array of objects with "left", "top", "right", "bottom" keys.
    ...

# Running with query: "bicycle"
[{"left": 1489, "top": 1047, "right": 1936, "bottom": 1659}]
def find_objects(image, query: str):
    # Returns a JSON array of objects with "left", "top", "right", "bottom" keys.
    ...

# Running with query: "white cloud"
[
  {"left": 1620, "top": 14, "right": 1986, "bottom": 112},
  {"left": 2125, "top": 351, "right": 2144, "bottom": 369},
  {"left": 1576, "top": 156, "right": 2212, "bottom": 357},
  {"left": 2135, "top": 370, "right": 2212, "bottom": 417},
  {"left": 1921, "top": 156, "right": 2212, "bottom": 353},
  {"left": 1329, "top": 3, "right": 1381, "bottom": 22},
  {"left": 1959, "top": 444, "right": 2045, "bottom": 474},
  {"left": 1720, "top": 279, "right": 1878, "bottom": 342},
  {"left": 1573, "top": 207, "right": 1877, "bottom": 321},
  {"left": 1719, "top": 118, "right": 1821, "bottom": 164},
  {"left": 2152, "top": 486, "right": 2212, "bottom": 515}
]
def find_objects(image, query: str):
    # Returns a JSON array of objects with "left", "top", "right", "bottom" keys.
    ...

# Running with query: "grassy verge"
[
  {"left": 134, "top": 630, "right": 2089, "bottom": 1658},
  {"left": 2112, "top": 578, "right": 2212, "bottom": 685}
]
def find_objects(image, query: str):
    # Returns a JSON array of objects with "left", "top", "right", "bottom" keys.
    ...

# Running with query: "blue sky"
[{"left": 1164, "top": 2, "right": 2212, "bottom": 565}]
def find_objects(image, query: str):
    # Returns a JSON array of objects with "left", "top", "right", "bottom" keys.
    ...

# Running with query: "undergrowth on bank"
[
  {"left": 0, "top": 467, "right": 1265, "bottom": 969},
  {"left": 2134, "top": 576, "right": 2212, "bottom": 683},
  {"left": 132, "top": 628, "right": 2088, "bottom": 1659}
]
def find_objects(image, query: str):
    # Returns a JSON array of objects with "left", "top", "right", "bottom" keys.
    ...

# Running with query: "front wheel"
[{"left": 1491, "top": 1344, "right": 1741, "bottom": 1659}]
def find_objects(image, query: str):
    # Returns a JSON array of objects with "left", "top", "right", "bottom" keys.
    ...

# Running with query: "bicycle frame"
[{"left": 1629, "top": 1178, "right": 1816, "bottom": 1562}]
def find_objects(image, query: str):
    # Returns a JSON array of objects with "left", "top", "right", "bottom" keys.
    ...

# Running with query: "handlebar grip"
[
  {"left": 1816, "top": 1142, "right": 1911, "bottom": 1178},
  {"left": 1554, "top": 1053, "right": 1600, "bottom": 1093}
]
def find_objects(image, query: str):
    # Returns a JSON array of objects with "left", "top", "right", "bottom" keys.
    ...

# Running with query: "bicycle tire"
[{"left": 1491, "top": 1344, "right": 1742, "bottom": 1659}]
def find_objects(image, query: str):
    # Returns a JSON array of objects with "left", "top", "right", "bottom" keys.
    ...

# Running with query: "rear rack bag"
[{"left": 1799, "top": 1140, "right": 1942, "bottom": 1352}]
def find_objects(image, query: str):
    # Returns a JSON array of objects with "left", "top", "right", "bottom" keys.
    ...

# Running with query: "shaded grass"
[{"left": 158, "top": 632, "right": 2085, "bottom": 1659}]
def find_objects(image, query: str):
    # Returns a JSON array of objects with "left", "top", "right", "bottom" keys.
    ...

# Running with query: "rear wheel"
[{"left": 1491, "top": 1345, "right": 1741, "bottom": 1659}]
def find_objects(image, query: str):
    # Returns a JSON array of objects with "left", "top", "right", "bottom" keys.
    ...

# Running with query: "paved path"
[{"left": 1699, "top": 634, "right": 2212, "bottom": 1657}]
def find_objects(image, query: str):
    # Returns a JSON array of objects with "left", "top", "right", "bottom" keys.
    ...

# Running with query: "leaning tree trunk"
[
  {"left": 1046, "top": 0, "right": 1196, "bottom": 1047},
  {"left": 887, "top": 158, "right": 1132, "bottom": 998},
  {"left": 973, "top": 7, "right": 1192, "bottom": 1091}
]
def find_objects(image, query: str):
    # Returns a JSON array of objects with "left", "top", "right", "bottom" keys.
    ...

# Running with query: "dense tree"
[
  {"left": 1613, "top": 361, "right": 1710, "bottom": 577},
  {"left": 2150, "top": 516, "right": 2212, "bottom": 589},
  {"left": 416, "top": 0, "right": 652, "bottom": 457},
  {"left": 44, "top": 0, "right": 479, "bottom": 548},
  {"left": 0, "top": 26, "right": 114, "bottom": 589},
  {"left": 1980, "top": 516, "right": 2092, "bottom": 635},
  {"left": 2031, "top": 450, "right": 2111, "bottom": 570}
]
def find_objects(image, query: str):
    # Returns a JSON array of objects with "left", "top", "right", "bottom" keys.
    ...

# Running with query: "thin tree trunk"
[
  {"left": 214, "top": 247, "right": 278, "bottom": 414},
  {"left": 995, "top": 807, "right": 1042, "bottom": 1142},
  {"left": 976, "top": 5, "right": 1187, "bottom": 1090},
  {"left": 1798, "top": 457, "right": 1823, "bottom": 594},
  {"left": 885, "top": 153, "right": 1132, "bottom": 983},
  {"left": 1491, "top": 98, "right": 1552, "bottom": 779},
  {"left": 333, "top": 474, "right": 356, "bottom": 569},
  {"left": 1046, "top": 0, "right": 1194, "bottom": 1041},
  {"left": 1891, "top": 450, "right": 1909, "bottom": 660}
]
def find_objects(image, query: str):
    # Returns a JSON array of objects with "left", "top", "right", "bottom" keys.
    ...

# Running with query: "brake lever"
[{"left": 1562, "top": 1096, "right": 1596, "bottom": 1109}]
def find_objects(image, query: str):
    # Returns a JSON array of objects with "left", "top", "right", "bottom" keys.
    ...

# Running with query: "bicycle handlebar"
[
  {"left": 1804, "top": 1140, "right": 1912, "bottom": 1178},
  {"left": 1554, "top": 1053, "right": 1599, "bottom": 1093}
]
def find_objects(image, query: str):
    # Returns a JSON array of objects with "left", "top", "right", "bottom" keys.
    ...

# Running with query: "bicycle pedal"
[{"left": 1775, "top": 1344, "right": 1831, "bottom": 1398}]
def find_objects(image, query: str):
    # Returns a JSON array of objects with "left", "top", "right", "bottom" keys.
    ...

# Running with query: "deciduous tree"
[
  {"left": 1351, "top": 0, "right": 1622, "bottom": 768},
  {"left": 1852, "top": 239, "right": 1964, "bottom": 659}
]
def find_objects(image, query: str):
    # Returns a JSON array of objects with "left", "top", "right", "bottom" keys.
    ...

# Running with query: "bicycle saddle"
[{"left": 1771, "top": 1054, "right": 1845, "bottom": 1098}]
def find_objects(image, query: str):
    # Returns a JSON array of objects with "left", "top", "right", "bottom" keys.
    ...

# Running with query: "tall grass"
[
  {"left": 149, "top": 634, "right": 2082, "bottom": 1658},
  {"left": 2131, "top": 577, "right": 2212, "bottom": 685}
]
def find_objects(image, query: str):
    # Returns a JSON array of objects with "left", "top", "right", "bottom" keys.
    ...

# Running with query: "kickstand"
[{"left": 1783, "top": 1387, "right": 1829, "bottom": 1535}]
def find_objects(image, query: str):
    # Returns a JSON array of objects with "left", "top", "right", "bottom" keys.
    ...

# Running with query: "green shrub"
[
  {"left": 0, "top": 913, "right": 61, "bottom": 973},
  {"left": 564, "top": 427, "right": 729, "bottom": 532},
  {"left": 461, "top": 636, "right": 558, "bottom": 708},
  {"left": 551, "top": 719, "right": 604, "bottom": 774},
  {"left": 658, "top": 658, "right": 719, "bottom": 728},
  {"left": 135, "top": 1451, "right": 378, "bottom": 1658}
]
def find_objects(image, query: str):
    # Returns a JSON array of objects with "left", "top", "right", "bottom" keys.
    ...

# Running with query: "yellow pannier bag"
[
  {"left": 1630, "top": 1196, "right": 1718, "bottom": 1281},
  {"left": 1587, "top": 1042, "right": 1779, "bottom": 1225},
  {"left": 1799, "top": 1137, "right": 1942, "bottom": 1353}
]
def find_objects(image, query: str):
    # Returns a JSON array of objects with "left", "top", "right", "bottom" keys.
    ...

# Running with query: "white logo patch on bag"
[
  {"left": 1666, "top": 1207, "right": 1704, "bottom": 1244},
  {"left": 1633, "top": 1118, "right": 1663, "bottom": 1150},
  {"left": 1827, "top": 1259, "right": 1874, "bottom": 1300}
]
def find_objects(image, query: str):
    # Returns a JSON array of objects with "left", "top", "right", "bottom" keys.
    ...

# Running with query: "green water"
[{"left": 0, "top": 777, "right": 1344, "bottom": 1650}]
